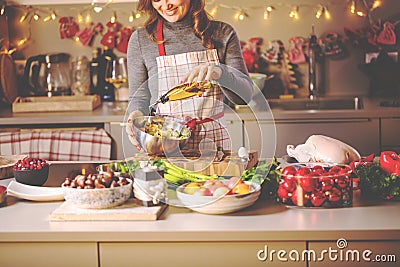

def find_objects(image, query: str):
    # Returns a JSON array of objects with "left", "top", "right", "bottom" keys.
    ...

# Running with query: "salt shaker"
[{"left": 133, "top": 167, "right": 167, "bottom": 206}]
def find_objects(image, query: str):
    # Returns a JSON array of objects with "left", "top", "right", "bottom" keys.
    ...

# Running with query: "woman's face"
[{"left": 152, "top": 0, "right": 191, "bottom": 23}]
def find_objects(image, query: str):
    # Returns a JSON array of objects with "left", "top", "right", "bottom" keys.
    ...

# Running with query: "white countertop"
[{"left": 1, "top": 178, "right": 399, "bottom": 243}]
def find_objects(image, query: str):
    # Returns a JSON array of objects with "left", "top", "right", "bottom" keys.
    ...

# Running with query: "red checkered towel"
[{"left": 0, "top": 129, "right": 111, "bottom": 161}]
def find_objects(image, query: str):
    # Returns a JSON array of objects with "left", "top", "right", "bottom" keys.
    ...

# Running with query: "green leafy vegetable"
[
  {"left": 356, "top": 162, "right": 400, "bottom": 200},
  {"left": 241, "top": 156, "right": 281, "bottom": 198}
]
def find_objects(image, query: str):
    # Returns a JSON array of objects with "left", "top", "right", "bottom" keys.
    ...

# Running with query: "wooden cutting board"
[
  {"left": 49, "top": 199, "right": 167, "bottom": 221},
  {"left": 12, "top": 95, "right": 101, "bottom": 113}
]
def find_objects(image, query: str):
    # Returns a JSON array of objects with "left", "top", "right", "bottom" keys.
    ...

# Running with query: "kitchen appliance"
[{"left": 23, "top": 53, "right": 72, "bottom": 97}]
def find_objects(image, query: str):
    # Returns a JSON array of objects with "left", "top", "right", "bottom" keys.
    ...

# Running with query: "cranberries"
[
  {"left": 13, "top": 157, "right": 48, "bottom": 171},
  {"left": 277, "top": 164, "right": 353, "bottom": 208}
]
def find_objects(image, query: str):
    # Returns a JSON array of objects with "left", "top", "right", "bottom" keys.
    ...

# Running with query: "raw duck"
[{"left": 286, "top": 135, "right": 361, "bottom": 164}]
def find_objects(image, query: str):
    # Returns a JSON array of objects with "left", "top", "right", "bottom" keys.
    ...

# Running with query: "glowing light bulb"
[
  {"left": 129, "top": 12, "right": 134, "bottom": 22},
  {"left": 210, "top": 6, "right": 218, "bottom": 17},
  {"left": 110, "top": 11, "right": 117, "bottom": 23},
  {"left": 372, "top": 0, "right": 382, "bottom": 9},
  {"left": 350, "top": 0, "right": 356, "bottom": 14},
  {"left": 77, "top": 12, "right": 83, "bottom": 24},
  {"left": 33, "top": 12, "right": 40, "bottom": 21},
  {"left": 19, "top": 12, "right": 29, "bottom": 23},
  {"left": 289, "top": 6, "right": 299, "bottom": 20}
]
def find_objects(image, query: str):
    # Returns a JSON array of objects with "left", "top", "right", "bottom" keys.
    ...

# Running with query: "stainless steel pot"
[{"left": 132, "top": 116, "right": 191, "bottom": 156}]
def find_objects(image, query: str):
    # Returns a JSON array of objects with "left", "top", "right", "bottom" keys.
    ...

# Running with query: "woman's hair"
[{"left": 137, "top": 0, "right": 215, "bottom": 49}]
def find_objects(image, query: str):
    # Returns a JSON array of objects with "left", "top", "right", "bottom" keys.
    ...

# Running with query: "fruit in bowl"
[
  {"left": 13, "top": 157, "right": 50, "bottom": 186},
  {"left": 61, "top": 172, "right": 132, "bottom": 209},
  {"left": 176, "top": 177, "right": 261, "bottom": 214},
  {"left": 277, "top": 163, "right": 353, "bottom": 208}
]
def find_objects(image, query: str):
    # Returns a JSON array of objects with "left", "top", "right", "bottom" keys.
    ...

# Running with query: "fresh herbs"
[
  {"left": 355, "top": 160, "right": 400, "bottom": 200},
  {"left": 241, "top": 157, "right": 281, "bottom": 198}
]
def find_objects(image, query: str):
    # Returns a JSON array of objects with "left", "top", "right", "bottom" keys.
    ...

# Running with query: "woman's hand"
[
  {"left": 182, "top": 63, "right": 222, "bottom": 83},
  {"left": 125, "top": 110, "right": 144, "bottom": 151}
]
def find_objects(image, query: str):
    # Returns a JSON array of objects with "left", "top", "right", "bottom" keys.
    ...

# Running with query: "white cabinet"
[
  {"left": 100, "top": 241, "right": 307, "bottom": 267},
  {"left": 244, "top": 118, "right": 380, "bottom": 158},
  {"left": 105, "top": 122, "right": 138, "bottom": 160},
  {"left": 224, "top": 118, "right": 244, "bottom": 152},
  {"left": 380, "top": 118, "right": 400, "bottom": 153}
]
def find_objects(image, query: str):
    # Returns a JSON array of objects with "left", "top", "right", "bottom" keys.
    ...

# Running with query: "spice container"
[
  {"left": 277, "top": 162, "right": 353, "bottom": 208},
  {"left": 133, "top": 167, "right": 167, "bottom": 206}
]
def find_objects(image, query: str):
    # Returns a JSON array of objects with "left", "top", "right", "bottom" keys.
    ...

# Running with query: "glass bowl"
[{"left": 277, "top": 162, "right": 353, "bottom": 208}]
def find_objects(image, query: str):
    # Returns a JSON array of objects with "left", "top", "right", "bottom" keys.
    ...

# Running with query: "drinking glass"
[{"left": 105, "top": 57, "right": 128, "bottom": 89}]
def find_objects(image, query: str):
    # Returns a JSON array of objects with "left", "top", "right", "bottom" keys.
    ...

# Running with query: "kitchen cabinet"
[
  {"left": 308, "top": 240, "right": 400, "bottom": 266},
  {"left": 224, "top": 118, "right": 244, "bottom": 152},
  {"left": 243, "top": 118, "right": 380, "bottom": 158},
  {"left": 105, "top": 122, "right": 138, "bottom": 160},
  {"left": 0, "top": 242, "right": 98, "bottom": 267},
  {"left": 99, "top": 241, "right": 307, "bottom": 267},
  {"left": 380, "top": 118, "right": 400, "bottom": 153}
]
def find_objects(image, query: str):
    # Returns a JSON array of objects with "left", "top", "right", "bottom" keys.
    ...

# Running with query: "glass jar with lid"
[{"left": 71, "top": 56, "right": 90, "bottom": 96}]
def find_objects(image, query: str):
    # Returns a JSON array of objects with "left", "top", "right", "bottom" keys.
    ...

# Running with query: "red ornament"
[{"left": 58, "top": 17, "right": 79, "bottom": 39}]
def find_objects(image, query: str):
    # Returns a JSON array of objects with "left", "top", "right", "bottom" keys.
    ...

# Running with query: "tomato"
[
  {"left": 296, "top": 167, "right": 312, "bottom": 176},
  {"left": 329, "top": 166, "right": 342, "bottom": 174},
  {"left": 328, "top": 187, "right": 342, "bottom": 202},
  {"left": 282, "top": 180, "right": 297, "bottom": 192},
  {"left": 311, "top": 191, "right": 326, "bottom": 207},
  {"left": 319, "top": 176, "right": 334, "bottom": 191},
  {"left": 299, "top": 173, "right": 318, "bottom": 192},
  {"left": 277, "top": 185, "right": 290, "bottom": 202}
]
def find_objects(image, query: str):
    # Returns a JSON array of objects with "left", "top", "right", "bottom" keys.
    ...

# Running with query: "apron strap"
[
  {"left": 156, "top": 19, "right": 166, "bottom": 56},
  {"left": 184, "top": 110, "right": 224, "bottom": 131}
]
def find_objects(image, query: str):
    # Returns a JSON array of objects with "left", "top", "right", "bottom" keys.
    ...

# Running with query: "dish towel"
[{"left": 0, "top": 129, "right": 111, "bottom": 161}]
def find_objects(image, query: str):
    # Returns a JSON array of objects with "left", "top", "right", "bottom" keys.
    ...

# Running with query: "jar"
[
  {"left": 133, "top": 167, "right": 167, "bottom": 206},
  {"left": 71, "top": 56, "right": 90, "bottom": 96}
]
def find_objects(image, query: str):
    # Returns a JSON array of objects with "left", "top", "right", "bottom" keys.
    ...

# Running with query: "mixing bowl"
[{"left": 132, "top": 116, "right": 191, "bottom": 155}]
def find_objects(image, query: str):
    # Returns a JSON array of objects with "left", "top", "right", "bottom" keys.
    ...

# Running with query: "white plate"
[{"left": 7, "top": 180, "right": 64, "bottom": 201}]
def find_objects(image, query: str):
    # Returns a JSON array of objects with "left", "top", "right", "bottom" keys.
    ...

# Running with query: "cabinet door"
[
  {"left": 107, "top": 122, "right": 139, "bottom": 160},
  {"left": 244, "top": 119, "right": 380, "bottom": 158},
  {"left": 308, "top": 240, "right": 400, "bottom": 266},
  {"left": 224, "top": 119, "right": 244, "bottom": 151},
  {"left": 100, "top": 241, "right": 306, "bottom": 267},
  {"left": 0, "top": 242, "right": 98, "bottom": 267},
  {"left": 381, "top": 118, "right": 400, "bottom": 153}
]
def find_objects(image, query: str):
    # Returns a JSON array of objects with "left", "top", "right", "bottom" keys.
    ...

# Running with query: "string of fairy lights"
[
  {"left": 207, "top": 0, "right": 382, "bottom": 21},
  {"left": 0, "top": 0, "right": 384, "bottom": 54}
]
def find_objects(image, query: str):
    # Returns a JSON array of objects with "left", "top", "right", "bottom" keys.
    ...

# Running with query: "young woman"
[{"left": 126, "top": 0, "right": 253, "bottom": 152}]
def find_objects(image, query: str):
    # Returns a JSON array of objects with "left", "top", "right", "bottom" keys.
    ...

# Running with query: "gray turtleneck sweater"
[{"left": 127, "top": 16, "right": 252, "bottom": 115}]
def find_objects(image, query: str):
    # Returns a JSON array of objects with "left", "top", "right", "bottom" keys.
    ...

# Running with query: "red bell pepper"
[
  {"left": 349, "top": 153, "right": 375, "bottom": 172},
  {"left": 380, "top": 151, "right": 400, "bottom": 176}
]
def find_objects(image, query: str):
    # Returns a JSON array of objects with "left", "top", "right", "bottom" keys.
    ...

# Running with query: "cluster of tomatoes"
[
  {"left": 13, "top": 157, "right": 48, "bottom": 171},
  {"left": 277, "top": 164, "right": 353, "bottom": 208}
]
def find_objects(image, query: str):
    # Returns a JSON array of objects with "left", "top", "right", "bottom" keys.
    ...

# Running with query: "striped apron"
[{"left": 155, "top": 19, "right": 230, "bottom": 152}]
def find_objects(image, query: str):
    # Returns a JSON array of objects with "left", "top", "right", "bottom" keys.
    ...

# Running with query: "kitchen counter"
[
  {"left": 0, "top": 168, "right": 399, "bottom": 267},
  {"left": 0, "top": 182, "right": 399, "bottom": 243},
  {"left": 0, "top": 97, "right": 400, "bottom": 126}
]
